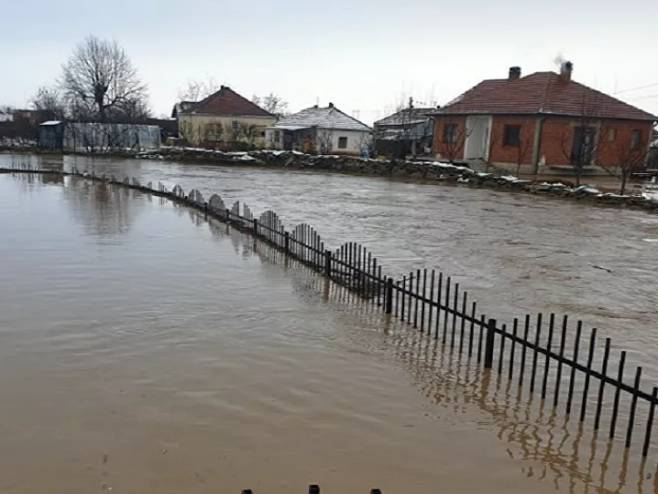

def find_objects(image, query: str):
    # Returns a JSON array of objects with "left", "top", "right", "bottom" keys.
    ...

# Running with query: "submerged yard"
[{"left": 1, "top": 155, "right": 657, "bottom": 492}]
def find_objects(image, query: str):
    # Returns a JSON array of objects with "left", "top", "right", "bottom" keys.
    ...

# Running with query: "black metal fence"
[{"left": 2, "top": 163, "right": 656, "bottom": 463}]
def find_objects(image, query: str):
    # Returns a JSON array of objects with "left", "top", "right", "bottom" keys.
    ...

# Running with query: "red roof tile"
[
  {"left": 190, "top": 86, "right": 274, "bottom": 118},
  {"left": 437, "top": 72, "right": 657, "bottom": 121}
]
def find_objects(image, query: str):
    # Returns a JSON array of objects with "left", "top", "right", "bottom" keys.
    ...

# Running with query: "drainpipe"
[{"left": 532, "top": 116, "right": 545, "bottom": 176}]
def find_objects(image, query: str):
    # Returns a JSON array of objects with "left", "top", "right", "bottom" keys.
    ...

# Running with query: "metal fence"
[{"left": 2, "top": 163, "right": 656, "bottom": 463}]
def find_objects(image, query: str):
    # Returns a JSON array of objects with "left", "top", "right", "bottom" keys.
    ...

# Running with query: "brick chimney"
[
  {"left": 560, "top": 61, "right": 573, "bottom": 82},
  {"left": 508, "top": 66, "right": 521, "bottom": 80}
]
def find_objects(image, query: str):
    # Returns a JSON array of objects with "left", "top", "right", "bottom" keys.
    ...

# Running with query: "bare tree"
[
  {"left": 31, "top": 86, "right": 66, "bottom": 119},
  {"left": 514, "top": 124, "right": 534, "bottom": 176},
  {"left": 437, "top": 121, "right": 469, "bottom": 163},
  {"left": 240, "top": 124, "right": 259, "bottom": 148},
  {"left": 61, "top": 35, "right": 149, "bottom": 122},
  {"left": 596, "top": 127, "right": 650, "bottom": 195},
  {"left": 317, "top": 128, "right": 334, "bottom": 154},
  {"left": 252, "top": 93, "right": 288, "bottom": 116},
  {"left": 616, "top": 146, "right": 649, "bottom": 195},
  {"left": 177, "top": 78, "right": 220, "bottom": 102},
  {"left": 557, "top": 93, "right": 604, "bottom": 186}
]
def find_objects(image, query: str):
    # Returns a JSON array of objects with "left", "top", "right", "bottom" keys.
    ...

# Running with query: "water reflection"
[
  {"left": 61, "top": 178, "right": 142, "bottom": 237},
  {"left": 2, "top": 152, "right": 656, "bottom": 384},
  {"left": 9, "top": 171, "right": 142, "bottom": 237},
  {"left": 2, "top": 170, "right": 657, "bottom": 493},
  {"left": 249, "top": 238, "right": 657, "bottom": 493}
]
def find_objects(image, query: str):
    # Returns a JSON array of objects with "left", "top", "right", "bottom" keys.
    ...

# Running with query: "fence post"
[
  {"left": 324, "top": 250, "right": 332, "bottom": 277},
  {"left": 484, "top": 318, "right": 497, "bottom": 369},
  {"left": 385, "top": 277, "right": 393, "bottom": 314},
  {"left": 284, "top": 231, "right": 290, "bottom": 254},
  {"left": 253, "top": 218, "right": 258, "bottom": 236},
  {"left": 204, "top": 201, "right": 208, "bottom": 215}
]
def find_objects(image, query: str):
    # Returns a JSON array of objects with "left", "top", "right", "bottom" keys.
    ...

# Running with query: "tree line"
[{"left": 31, "top": 35, "right": 289, "bottom": 123}]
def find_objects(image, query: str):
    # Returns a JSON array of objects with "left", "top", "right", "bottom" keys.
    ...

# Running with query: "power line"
[
  {"left": 630, "top": 93, "right": 658, "bottom": 100},
  {"left": 614, "top": 81, "right": 658, "bottom": 95}
]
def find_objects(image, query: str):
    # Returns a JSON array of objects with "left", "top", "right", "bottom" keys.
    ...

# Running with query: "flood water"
[
  {"left": 1, "top": 156, "right": 657, "bottom": 493},
  {"left": 3, "top": 152, "right": 657, "bottom": 377}
]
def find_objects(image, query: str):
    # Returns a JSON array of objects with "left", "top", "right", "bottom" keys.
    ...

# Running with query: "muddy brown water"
[
  {"left": 1, "top": 157, "right": 657, "bottom": 493},
  {"left": 4, "top": 153, "right": 657, "bottom": 374}
]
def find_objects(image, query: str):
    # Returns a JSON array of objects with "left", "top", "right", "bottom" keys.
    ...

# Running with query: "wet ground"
[{"left": 1, "top": 156, "right": 657, "bottom": 493}]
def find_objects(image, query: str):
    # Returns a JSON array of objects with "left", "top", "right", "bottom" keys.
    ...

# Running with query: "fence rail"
[{"left": 2, "top": 163, "right": 656, "bottom": 463}]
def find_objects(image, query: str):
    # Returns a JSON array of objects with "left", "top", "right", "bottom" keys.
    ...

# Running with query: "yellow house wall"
[{"left": 179, "top": 114, "right": 277, "bottom": 147}]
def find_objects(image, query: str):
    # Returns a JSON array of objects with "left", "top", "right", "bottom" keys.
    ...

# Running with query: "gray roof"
[
  {"left": 374, "top": 108, "right": 435, "bottom": 127},
  {"left": 273, "top": 105, "right": 371, "bottom": 132}
]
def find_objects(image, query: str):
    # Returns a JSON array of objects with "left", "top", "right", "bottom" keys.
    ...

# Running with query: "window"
[
  {"left": 338, "top": 136, "right": 348, "bottom": 149},
  {"left": 232, "top": 120, "right": 240, "bottom": 133},
  {"left": 443, "top": 123, "right": 458, "bottom": 143},
  {"left": 607, "top": 128, "right": 617, "bottom": 142},
  {"left": 503, "top": 125, "right": 521, "bottom": 147},
  {"left": 631, "top": 130, "right": 642, "bottom": 150}
]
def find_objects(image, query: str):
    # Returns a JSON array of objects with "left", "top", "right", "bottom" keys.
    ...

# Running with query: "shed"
[{"left": 38, "top": 121, "right": 65, "bottom": 151}]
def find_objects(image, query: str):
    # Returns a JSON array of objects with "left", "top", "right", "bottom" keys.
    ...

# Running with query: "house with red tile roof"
[
  {"left": 432, "top": 63, "right": 657, "bottom": 176},
  {"left": 175, "top": 86, "right": 276, "bottom": 149}
]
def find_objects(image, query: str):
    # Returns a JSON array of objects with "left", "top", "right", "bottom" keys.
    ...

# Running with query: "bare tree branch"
[{"left": 61, "top": 35, "right": 149, "bottom": 122}]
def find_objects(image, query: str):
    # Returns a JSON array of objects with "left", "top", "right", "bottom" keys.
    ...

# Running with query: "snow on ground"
[{"left": 642, "top": 192, "right": 658, "bottom": 203}]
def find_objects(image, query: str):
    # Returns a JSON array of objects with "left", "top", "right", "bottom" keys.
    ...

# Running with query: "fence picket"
[
  {"left": 541, "top": 314, "right": 555, "bottom": 400},
  {"left": 594, "top": 338, "right": 611, "bottom": 430},
  {"left": 530, "top": 314, "right": 542, "bottom": 394},
  {"left": 566, "top": 321, "right": 583, "bottom": 415},
  {"left": 625, "top": 367, "right": 643, "bottom": 448},
  {"left": 554, "top": 316, "right": 568, "bottom": 408},
  {"left": 579, "top": 328, "right": 598, "bottom": 422}
]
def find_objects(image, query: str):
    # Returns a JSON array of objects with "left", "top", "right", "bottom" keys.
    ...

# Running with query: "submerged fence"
[{"left": 3, "top": 163, "right": 657, "bottom": 464}]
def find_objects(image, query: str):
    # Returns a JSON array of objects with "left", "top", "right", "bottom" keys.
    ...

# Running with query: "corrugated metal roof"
[
  {"left": 374, "top": 108, "right": 435, "bottom": 127},
  {"left": 435, "top": 72, "right": 657, "bottom": 121},
  {"left": 273, "top": 105, "right": 371, "bottom": 132}
]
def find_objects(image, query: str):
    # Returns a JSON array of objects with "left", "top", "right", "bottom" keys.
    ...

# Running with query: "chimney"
[
  {"left": 328, "top": 102, "right": 334, "bottom": 108},
  {"left": 560, "top": 61, "right": 573, "bottom": 82},
  {"left": 508, "top": 66, "right": 521, "bottom": 80}
]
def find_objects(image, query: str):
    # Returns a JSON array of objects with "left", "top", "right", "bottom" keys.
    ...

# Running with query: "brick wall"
[
  {"left": 433, "top": 114, "right": 654, "bottom": 168},
  {"left": 538, "top": 117, "right": 653, "bottom": 168},
  {"left": 489, "top": 116, "right": 536, "bottom": 168},
  {"left": 432, "top": 116, "right": 466, "bottom": 161}
]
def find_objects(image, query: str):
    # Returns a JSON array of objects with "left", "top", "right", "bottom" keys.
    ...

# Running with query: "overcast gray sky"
[{"left": 3, "top": 0, "right": 658, "bottom": 124}]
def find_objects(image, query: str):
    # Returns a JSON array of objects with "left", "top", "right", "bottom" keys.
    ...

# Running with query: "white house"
[{"left": 265, "top": 103, "right": 372, "bottom": 156}]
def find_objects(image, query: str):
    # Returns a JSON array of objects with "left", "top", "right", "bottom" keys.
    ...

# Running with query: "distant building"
[
  {"left": 38, "top": 122, "right": 161, "bottom": 153},
  {"left": 38, "top": 121, "right": 65, "bottom": 150},
  {"left": 432, "top": 63, "right": 658, "bottom": 174},
  {"left": 173, "top": 86, "right": 276, "bottom": 149},
  {"left": 265, "top": 103, "right": 372, "bottom": 156},
  {"left": 374, "top": 105, "right": 435, "bottom": 159},
  {"left": 0, "top": 109, "right": 56, "bottom": 141}
]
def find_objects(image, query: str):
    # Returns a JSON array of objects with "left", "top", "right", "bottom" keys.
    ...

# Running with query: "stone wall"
[{"left": 135, "top": 147, "right": 658, "bottom": 213}]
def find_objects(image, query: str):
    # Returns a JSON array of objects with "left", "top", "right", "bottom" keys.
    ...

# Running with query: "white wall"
[{"left": 316, "top": 128, "right": 371, "bottom": 155}]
